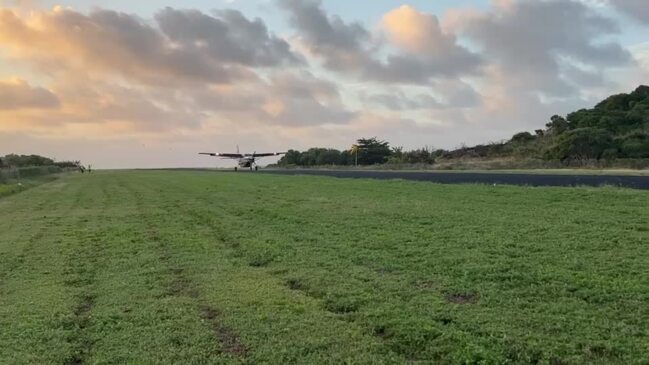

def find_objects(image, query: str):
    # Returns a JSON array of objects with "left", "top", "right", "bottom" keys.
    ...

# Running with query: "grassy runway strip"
[{"left": 0, "top": 170, "right": 647, "bottom": 364}]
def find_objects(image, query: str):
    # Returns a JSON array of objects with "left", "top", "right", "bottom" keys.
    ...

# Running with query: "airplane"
[{"left": 199, "top": 147, "right": 286, "bottom": 171}]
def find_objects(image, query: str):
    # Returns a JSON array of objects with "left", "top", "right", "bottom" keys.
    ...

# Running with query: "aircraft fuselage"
[{"left": 238, "top": 157, "right": 255, "bottom": 168}]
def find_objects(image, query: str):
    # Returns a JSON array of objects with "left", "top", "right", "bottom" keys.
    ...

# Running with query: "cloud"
[
  {"left": 382, "top": 5, "right": 476, "bottom": 67},
  {"left": 277, "top": 0, "right": 368, "bottom": 54},
  {"left": 0, "top": 6, "right": 352, "bottom": 135},
  {"left": 0, "top": 75, "right": 204, "bottom": 134},
  {"left": 277, "top": 0, "right": 482, "bottom": 84},
  {"left": 276, "top": 0, "right": 371, "bottom": 72},
  {"left": 609, "top": 0, "right": 649, "bottom": 23},
  {"left": 194, "top": 71, "right": 355, "bottom": 126},
  {"left": 0, "top": 1, "right": 647, "bottom": 168},
  {"left": 155, "top": 7, "right": 303, "bottom": 67},
  {"left": 0, "top": 78, "right": 59, "bottom": 109},
  {"left": 450, "top": 0, "right": 632, "bottom": 97},
  {"left": 360, "top": 91, "right": 441, "bottom": 111},
  {"left": 0, "top": 69, "right": 354, "bottom": 139},
  {"left": 360, "top": 80, "right": 480, "bottom": 111},
  {"left": 261, "top": 72, "right": 355, "bottom": 125},
  {"left": 0, "top": 7, "right": 301, "bottom": 85}
]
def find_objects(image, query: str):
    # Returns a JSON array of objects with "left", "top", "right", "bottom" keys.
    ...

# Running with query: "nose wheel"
[{"left": 234, "top": 164, "right": 258, "bottom": 172}]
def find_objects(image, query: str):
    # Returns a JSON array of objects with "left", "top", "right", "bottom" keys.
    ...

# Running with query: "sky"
[{"left": 0, "top": 0, "right": 648, "bottom": 168}]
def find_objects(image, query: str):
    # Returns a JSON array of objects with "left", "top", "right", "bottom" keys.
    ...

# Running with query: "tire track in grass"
[
  {"left": 190, "top": 178, "right": 470, "bottom": 362},
  {"left": 118, "top": 172, "right": 412, "bottom": 363},
  {"left": 72, "top": 175, "right": 224, "bottom": 363},
  {"left": 177, "top": 198, "right": 367, "bottom": 318},
  {"left": 62, "top": 233, "right": 103, "bottom": 365},
  {"left": 0, "top": 176, "right": 92, "bottom": 363},
  {"left": 159, "top": 174, "right": 477, "bottom": 363},
  {"left": 125, "top": 179, "right": 249, "bottom": 360},
  {"left": 61, "top": 177, "right": 111, "bottom": 365},
  {"left": 0, "top": 225, "right": 46, "bottom": 291},
  {"left": 148, "top": 227, "right": 248, "bottom": 358},
  {"left": 166, "top": 201, "right": 397, "bottom": 360},
  {"left": 146, "top": 175, "right": 399, "bottom": 355},
  {"left": 0, "top": 178, "right": 80, "bottom": 291}
]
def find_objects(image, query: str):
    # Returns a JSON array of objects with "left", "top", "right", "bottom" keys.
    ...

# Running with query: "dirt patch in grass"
[
  {"left": 63, "top": 295, "right": 95, "bottom": 365},
  {"left": 286, "top": 278, "right": 306, "bottom": 291},
  {"left": 168, "top": 268, "right": 200, "bottom": 298},
  {"left": 323, "top": 297, "right": 361, "bottom": 314},
  {"left": 74, "top": 294, "right": 95, "bottom": 317},
  {"left": 151, "top": 230, "right": 200, "bottom": 299},
  {"left": 64, "top": 355, "right": 84, "bottom": 365},
  {"left": 248, "top": 256, "right": 274, "bottom": 267},
  {"left": 434, "top": 316, "right": 453, "bottom": 325},
  {"left": 372, "top": 325, "right": 391, "bottom": 339},
  {"left": 62, "top": 231, "right": 102, "bottom": 365},
  {"left": 446, "top": 292, "right": 479, "bottom": 304},
  {"left": 200, "top": 305, "right": 248, "bottom": 357},
  {"left": 413, "top": 279, "right": 438, "bottom": 290}
]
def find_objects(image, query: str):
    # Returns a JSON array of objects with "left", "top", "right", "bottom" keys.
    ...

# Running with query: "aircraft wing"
[
  {"left": 246, "top": 152, "right": 287, "bottom": 157},
  {"left": 199, "top": 153, "right": 243, "bottom": 158}
]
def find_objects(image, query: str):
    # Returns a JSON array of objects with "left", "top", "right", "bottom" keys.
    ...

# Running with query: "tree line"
[
  {"left": 277, "top": 138, "right": 442, "bottom": 167},
  {"left": 278, "top": 85, "right": 649, "bottom": 167},
  {"left": 0, "top": 154, "right": 90, "bottom": 180},
  {"left": 0, "top": 154, "right": 80, "bottom": 169}
]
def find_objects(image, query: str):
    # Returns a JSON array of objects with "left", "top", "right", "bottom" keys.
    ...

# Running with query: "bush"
[
  {"left": 3, "top": 154, "right": 55, "bottom": 167},
  {"left": 1, "top": 166, "right": 63, "bottom": 181},
  {"left": 545, "top": 128, "right": 614, "bottom": 162},
  {"left": 17, "top": 166, "right": 62, "bottom": 178}
]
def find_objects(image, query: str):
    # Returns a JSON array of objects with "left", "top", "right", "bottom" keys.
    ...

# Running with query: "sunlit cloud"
[{"left": 0, "top": 0, "right": 646, "bottom": 167}]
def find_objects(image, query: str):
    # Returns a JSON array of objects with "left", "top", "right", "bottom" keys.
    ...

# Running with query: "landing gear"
[
  {"left": 234, "top": 166, "right": 238, "bottom": 172},
  {"left": 250, "top": 166, "right": 253, "bottom": 171},
  {"left": 255, "top": 166, "right": 259, "bottom": 171}
]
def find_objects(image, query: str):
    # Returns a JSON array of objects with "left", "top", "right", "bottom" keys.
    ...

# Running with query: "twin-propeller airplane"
[{"left": 199, "top": 147, "right": 286, "bottom": 171}]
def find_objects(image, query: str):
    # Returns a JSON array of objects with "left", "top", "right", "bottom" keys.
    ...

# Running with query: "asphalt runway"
[{"left": 261, "top": 169, "right": 649, "bottom": 190}]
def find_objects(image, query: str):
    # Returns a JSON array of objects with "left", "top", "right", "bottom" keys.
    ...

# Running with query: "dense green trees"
[
  {"left": 354, "top": 138, "right": 393, "bottom": 165},
  {"left": 0, "top": 154, "right": 81, "bottom": 169},
  {"left": 545, "top": 128, "right": 613, "bottom": 161},
  {"left": 390, "top": 147, "right": 438, "bottom": 164},
  {"left": 277, "top": 86, "right": 648, "bottom": 167},
  {"left": 442, "top": 85, "right": 649, "bottom": 163},
  {"left": 2, "top": 154, "right": 55, "bottom": 167},
  {"left": 279, "top": 148, "right": 348, "bottom": 166},
  {"left": 277, "top": 138, "right": 440, "bottom": 167},
  {"left": 278, "top": 138, "right": 396, "bottom": 167}
]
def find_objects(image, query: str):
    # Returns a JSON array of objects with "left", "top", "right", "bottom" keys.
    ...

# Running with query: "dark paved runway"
[{"left": 261, "top": 169, "right": 649, "bottom": 190}]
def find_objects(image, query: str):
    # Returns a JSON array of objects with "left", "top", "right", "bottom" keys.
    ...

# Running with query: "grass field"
[
  {"left": 0, "top": 183, "right": 23, "bottom": 198},
  {"left": 0, "top": 175, "right": 60, "bottom": 198},
  {"left": 1, "top": 171, "right": 647, "bottom": 364}
]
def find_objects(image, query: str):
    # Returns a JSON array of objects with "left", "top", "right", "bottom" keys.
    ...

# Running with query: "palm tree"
[{"left": 351, "top": 144, "right": 360, "bottom": 166}]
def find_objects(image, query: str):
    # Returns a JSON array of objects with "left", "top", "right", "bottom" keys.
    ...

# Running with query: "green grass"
[
  {"left": 0, "top": 174, "right": 60, "bottom": 198},
  {"left": 0, "top": 183, "right": 24, "bottom": 197},
  {"left": 1, "top": 171, "right": 647, "bottom": 364}
]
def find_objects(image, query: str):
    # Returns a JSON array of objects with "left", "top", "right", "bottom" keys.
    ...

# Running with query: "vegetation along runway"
[
  {"left": 263, "top": 169, "right": 649, "bottom": 189},
  {"left": 1, "top": 170, "right": 648, "bottom": 364}
]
